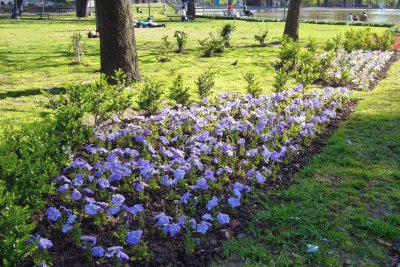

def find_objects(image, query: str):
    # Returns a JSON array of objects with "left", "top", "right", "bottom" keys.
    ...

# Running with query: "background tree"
[
  {"left": 76, "top": 0, "right": 89, "bottom": 17},
  {"left": 10, "top": 0, "right": 24, "bottom": 19},
  {"left": 96, "top": 0, "right": 141, "bottom": 82},
  {"left": 187, "top": 0, "right": 195, "bottom": 21},
  {"left": 283, "top": 0, "right": 302, "bottom": 41}
]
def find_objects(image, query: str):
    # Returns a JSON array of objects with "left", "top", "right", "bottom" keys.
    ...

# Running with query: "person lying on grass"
[{"left": 133, "top": 17, "right": 166, "bottom": 28}]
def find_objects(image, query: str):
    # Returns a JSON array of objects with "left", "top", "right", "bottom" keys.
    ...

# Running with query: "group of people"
[
  {"left": 347, "top": 12, "right": 368, "bottom": 22},
  {"left": 227, "top": 3, "right": 254, "bottom": 17}
]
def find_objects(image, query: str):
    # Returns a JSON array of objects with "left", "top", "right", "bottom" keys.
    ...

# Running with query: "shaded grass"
[
  {"left": 222, "top": 61, "right": 400, "bottom": 266},
  {"left": 0, "top": 12, "right": 388, "bottom": 127}
]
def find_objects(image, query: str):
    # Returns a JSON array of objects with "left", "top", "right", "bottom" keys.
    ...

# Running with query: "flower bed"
[
  {"left": 29, "top": 86, "right": 351, "bottom": 265},
  {"left": 325, "top": 50, "right": 395, "bottom": 90}
]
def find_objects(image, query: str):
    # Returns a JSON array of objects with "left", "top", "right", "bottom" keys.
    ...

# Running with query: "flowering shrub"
[{"left": 31, "top": 85, "right": 351, "bottom": 264}]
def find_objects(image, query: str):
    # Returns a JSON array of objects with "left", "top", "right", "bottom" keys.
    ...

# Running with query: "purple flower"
[
  {"left": 116, "top": 251, "right": 129, "bottom": 262},
  {"left": 81, "top": 235, "right": 97, "bottom": 246},
  {"left": 110, "top": 172, "right": 122, "bottom": 182},
  {"left": 160, "top": 175, "right": 177, "bottom": 187},
  {"left": 233, "top": 182, "right": 251, "bottom": 192},
  {"left": 155, "top": 212, "right": 172, "bottom": 226},
  {"left": 122, "top": 204, "right": 144, "bottom": 216},
  {"left": 38, "top": 238, "right": 53, "bottom": 250},
  {"left": 206, "top": 196, "right": 218, "bottom": 211},
  {"left": 71, "top": 189, "right": 82, "bottom": 201},
  {"left": 217, "top": 213, "right": 230, "bottom": 225},
  {"left": 228, "top": 197, "right": 241, "bottom": 208},
  {"left": 66, "top": 215, "right": 76, "bottom": 228},
  {"left": 62, "top": 224, "right": 73, "bottom": 233},
  {"left": 201, "top": 213, "right": 212, "bottom": 221},
  {"left": 163, "top": 223, "right": 181, "bottom": 236},
  {"left": 57, "top": 184, "right": 69, "bottom": 193},
  {"left": 92, "top": 246, "right": 105, "bottom": 257},
  {"left": 189, "top": 218, "right": 197, "bottom": 229},
  {"left": 97, "top": 178, "right": 110, "bottom": 189},
  {"left": 134, "top": 181, "right": 148, "bottom": 192},
  {"left": 255, "top": 171, "right": 266, "bottom": 183},
  {"left": 177, "top": 215, "right": 186, "bottom": 225},
  {"left": 106, "top": 207, "right": 120, "bottom": 216},
  {"left": 72, "top": 175, "right": 84, "bottom": 187},
  {"left": 246, "top": 149, "right": 258, "bottom": 157},
  {"left": 196, "top": 221, "right": 212, "bottom": 234},
  {"left": 194, "top": 178, "right": 209, "bottom": 190},
  {"left": 84, "top": 204, "right": 102, "bottom": 216},
  {"left": 26, "top": 234, "right": 40, "bottom": 245},
  {"left": 127, "top": 230, "right": 143, "bottom": 245},
  {"left": 83, "top": 188, "right": 94, "bottom": 195},
  {"left": 180, "top": 192, "right": 191, "bottom": 205},
  {"left": 173, "top": 168, "right": 185, "bottom": 180},
  {"left": 47, "top": 207, "right": 61, "bottom": 222},
  {"left": 105, "top": 246, "right": 123, "bottom": 258},
  {"left": 270, "top": 151, "right": 281, "bottom": 161},
  {"left": 204, "top": 168, "right": 216, "bottom": 181},
  {"left": 111, "top": 194, "right": 125, "bottom": 207}
]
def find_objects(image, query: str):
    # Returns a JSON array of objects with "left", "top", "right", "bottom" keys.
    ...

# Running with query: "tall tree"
[
  {"left": 187, "top": 0, "right": 195, "bottom": 21},
  {"left": 283, "top": 0, "right": 302, "bottom": 41},
  {"left": 76, "top": 0, "right": 89, "bottom": 17},
  {"left": 10, "top": 0, "right": 24, "bottom": 19},
  {"left": 96, "top": 0, "right": 141, "bottom": 82}
]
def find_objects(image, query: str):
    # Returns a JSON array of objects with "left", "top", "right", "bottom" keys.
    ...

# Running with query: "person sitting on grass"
[
  {"left": 360, "top": 12, "right": 368, "bottom": 22},
  {"left": 353, "top": 14, "right": 359, "bottom": 21},
  {"left": 227, "top": 2, "right": 234, "bottom": 17}
]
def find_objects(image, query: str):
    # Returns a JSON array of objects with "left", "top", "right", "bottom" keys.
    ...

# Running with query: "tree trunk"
[
  {"left": 94, "top": 0, "right": 100, "bottom": 32},
  {"left": 283, "top": 0, "right": 302, "bottom": 41},
  {"left": 96, "top": 0, "right": 141, "bottom": 82},
  {"left": 187, "top": 0, "right": 195, "bottom": 20},
  {"left": 76, "top": 0, "right": 89, "bottom": 17}
]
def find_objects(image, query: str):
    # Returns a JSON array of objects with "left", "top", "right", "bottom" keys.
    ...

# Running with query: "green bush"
[
  {"left": 137, "top": 78, "right": 164, "bottom": 114},
  {"left": 158, "top": 35, "right": 173, "bottom": 62},
  {"left": 196, "top": 69, "right": 215, "bottom": 98},
  {"left": 243, "top": 73, "right": 263, "bottom": 97},
  {"left": 69, "top": 32, "right": 84, "bottom": 65},
  {"left": 174, "top": 31, "right": 188, "bottom": 54},
  {"left": 168, "top": 74, "right": 191, "bottom": 106},
  {"left": 45, "top": 70, "right": 133, "bottom": 126},
  {"left": 219, "top": 23, "right": 236, "bottom": 48},
  {"left": 199, "top": 33, "right": 225, "bottom": 57},
  {"left": 254, "top": 26, "right": 269, "bottom": 46},
  {"left": 278, "top": 35, "right": 301, "bottom": 68},
  {"left": 292, "top": 50, "right": 321, "bottom": 89}
]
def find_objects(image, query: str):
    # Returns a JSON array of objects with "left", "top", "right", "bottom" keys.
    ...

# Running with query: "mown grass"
[
  {"left": 222, "top": 61, "right": 400, "bottom": 266},
  {"left": 0, "top": 10, "right": 387, "bottom": 127}
]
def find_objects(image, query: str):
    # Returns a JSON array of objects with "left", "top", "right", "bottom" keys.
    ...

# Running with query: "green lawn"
[
  {"left": 222, "top": 60, "right": 400, "bottom": 266},
  {"left": 0, "top": 12, "right": 387, "bottom": 127}
]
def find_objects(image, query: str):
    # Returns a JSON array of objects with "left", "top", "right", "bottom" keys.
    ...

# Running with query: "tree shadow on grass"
[{"left": 0, "top": 87, "right": 64, "bottom": 100}]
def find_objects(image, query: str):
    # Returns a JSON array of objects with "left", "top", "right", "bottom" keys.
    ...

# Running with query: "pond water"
[{"left": 198, "top": 7, "right": 400, "bottom": 23}]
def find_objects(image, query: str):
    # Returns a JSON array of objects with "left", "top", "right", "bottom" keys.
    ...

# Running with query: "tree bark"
[
  {"left": 76, "top": 0, "right": 89, "bottom": 17},
  {"left": 187, "top": 0, "right": 195, "bottom": 20},
  {"left": 283, "top": 0, "right": 302, "bottom": 41},
  {"left": 96, "top": 0, "right": 141, "bottom": 82}
]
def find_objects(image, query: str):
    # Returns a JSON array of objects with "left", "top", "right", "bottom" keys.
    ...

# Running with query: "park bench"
[{"left": 36, "top": 12, "right": 50, "bottom": 19}]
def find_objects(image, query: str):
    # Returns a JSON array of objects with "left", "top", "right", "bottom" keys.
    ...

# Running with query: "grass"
[
  {"left": 0, "top": 10, "right": 388, "bottom": 127},
  {"left": 222, "top": 60, "right": 400, "bottom": 265}
]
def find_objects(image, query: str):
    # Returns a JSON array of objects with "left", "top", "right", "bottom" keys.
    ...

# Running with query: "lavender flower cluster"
[
  {"left": 325, "top": 49, "right": 394, "bottom": 90},
  {"left": 32, "top": 85, "right": 350, "bottom": 262}
]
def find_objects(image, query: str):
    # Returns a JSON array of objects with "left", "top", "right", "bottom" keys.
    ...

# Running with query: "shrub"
[
  {"left": 324, "top": 35, "right": 343, "bottom": 52},
  {"left": 44, "top": 70, "right": 133, "bottom": 125},
  {"left": 305, "top": 37, "right": 318, "bottom": 53},
  {"left": 174, "top": 31, "right": 188, "bottom": 54},
  {"left": 219, "top": 23, "right": 236, "bottom": 47},
  {"left": 273, "top": 64, "right": 290, "bottom": 92},
  {"left": 196, "top": 69, "right": 215, "bottom": 98},
  {"left": 137, "top": 78, "right": 164, "bottom": 114},
  {"left": 243, "top": 72, "right": 263, "bottom": 97},
  {"left": 69, "top": 33, "right": 84, "bottom": 65},
  {"left": 292, "top": 50, "right": 321, "bottom": 89},
  {"left": 168, "top": 74, "right": 191, "bottom": 106},
  {"left": 199, "top": 33, "right": 225, "bottom": 57},
  {"left": 278, "top": 35, "right": 301, "bottom": 68},
  {"left": 158, "top": 35, "right": 172, "bottom": 62},
  {"left": 254, "top": 26, "right": 269, "bottom": 46}
]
